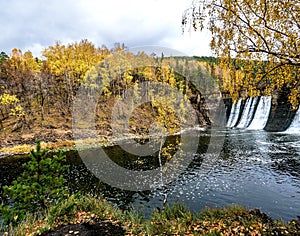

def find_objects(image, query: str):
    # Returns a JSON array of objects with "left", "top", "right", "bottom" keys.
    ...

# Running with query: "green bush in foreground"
[{"left": 0, "top": 140, "right": 69, "bottom": 225}]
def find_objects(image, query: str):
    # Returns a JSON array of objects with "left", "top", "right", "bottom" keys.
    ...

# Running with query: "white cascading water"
[
  {"left": 236, "top": 97, "right": 252, "bottom": 128},
  {"left": 285, "top": 107, "right": 300, "bottom": 133},
  {"left": 226, "top": 98, "right": 242, "bottom": 128},
  {"left": 247, "top": 96, "right": 272, "bottom": 130},
  {"left": 244, "top": 96, "right": 258, "bottom": 128},
  {"left": 226, "top": 104, "right": 235, "bottom": 127}
]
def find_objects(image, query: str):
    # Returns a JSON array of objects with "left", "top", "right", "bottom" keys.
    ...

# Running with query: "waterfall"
[
  {"left": 236, "top": 97, "right": 260, "bottom": 129},
  {"left": 236, "top": 97, "right": 252, "bottom": 128},
  {"left": 247, "top": 96, "right": 272, "bottom": 130},
  {"left": 226, "top": 98, "right": 242, "bottom": 128},
  {"left": 226, "top": 101, "right": 236, "bottom": 127},
  {"left": 285, "top": 107, "right": 300, "bottom": 133},
  {"left": 245, "top": 96, "right": 259, "bottom": 128}
]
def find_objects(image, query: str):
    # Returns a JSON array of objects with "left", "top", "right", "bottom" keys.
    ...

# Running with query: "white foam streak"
[
  {"left": 285, "top": 107, "right": 300, "bottom": 134},
  {"left": 247, "top": 96, "right": 272, "bottom": 130}
]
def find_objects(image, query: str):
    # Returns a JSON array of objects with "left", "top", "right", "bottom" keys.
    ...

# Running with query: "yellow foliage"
[
  {"left": 183, "top": 0, "right": 299, "bottom": 106},
  {"left": 0, "top": 93, "right": 25, "bottom": 118},
  {"left": 0, "top": 93, "right": 19, "bottom": 105},
  {"left": 42, "top": 39, "right": 108, "bottom": 90}
]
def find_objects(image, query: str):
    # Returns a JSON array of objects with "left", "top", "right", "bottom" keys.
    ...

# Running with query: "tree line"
[
  {"left": 1, "top": 38, "right": 298, "bottom": 133},
  {"left": 0, "top": 40, "right": 218, "bottom": 133}
]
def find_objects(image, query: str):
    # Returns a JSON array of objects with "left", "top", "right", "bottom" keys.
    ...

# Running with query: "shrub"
[{"left": 0, "top": 140, "right": 69, "bottom": 224}]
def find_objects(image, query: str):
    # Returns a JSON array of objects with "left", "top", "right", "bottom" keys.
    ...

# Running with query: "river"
[{"left": 0, "top": 128, "right": 299, "bottom": 221}]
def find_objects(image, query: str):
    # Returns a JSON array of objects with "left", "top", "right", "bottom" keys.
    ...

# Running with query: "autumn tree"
[
  {"left": 35, "top": 62, "right": 54, "bottom": 121},
  {"left": 42, "top": 39, "right": 109, "bottom": 115},
  {"left": 0, "top": 49, "right": 40, "bottom": 128},
  {"left": 1, "top": 49, "right": 40, "bottom": 99},
  {"left": 0, "top": 93, "right": 24, "bottom": 130},
  {"left": 183, "top": 0, "right": 300, "bottom": 107}
]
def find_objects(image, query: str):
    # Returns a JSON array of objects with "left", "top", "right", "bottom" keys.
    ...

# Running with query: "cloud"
[{"left": 0, "top": 0, "right": 212, "bottom": 57}]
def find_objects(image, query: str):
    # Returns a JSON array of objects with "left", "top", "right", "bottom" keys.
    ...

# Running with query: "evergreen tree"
[{"left": 0, "top": 140, "right": 69, "bottom": 224}]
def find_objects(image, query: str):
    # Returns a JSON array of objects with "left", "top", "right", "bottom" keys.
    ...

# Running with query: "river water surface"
[{"left": 1, "top": 128, "right": 299, "bottom": 221}]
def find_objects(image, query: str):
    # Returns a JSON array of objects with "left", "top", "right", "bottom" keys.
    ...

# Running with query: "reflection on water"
[{"left": 0, "top": 128, "right": 299, "bottom": 221}]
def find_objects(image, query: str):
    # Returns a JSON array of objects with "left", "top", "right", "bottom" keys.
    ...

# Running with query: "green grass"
[{"left": 3, "top": 194, "right": 299, "bottom": 236}]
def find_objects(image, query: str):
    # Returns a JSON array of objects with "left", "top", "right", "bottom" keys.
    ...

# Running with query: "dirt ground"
[
  {"left": 0, "top": 128, "right": 73, "bottom": 148},
  {"left": 40, "top": 218, "right": 126, "bottom": 236}
]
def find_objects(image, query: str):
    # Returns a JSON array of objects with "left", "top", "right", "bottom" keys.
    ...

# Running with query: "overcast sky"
[{"left": 0, "top": 0, "right": 212, "bottom": 58}]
